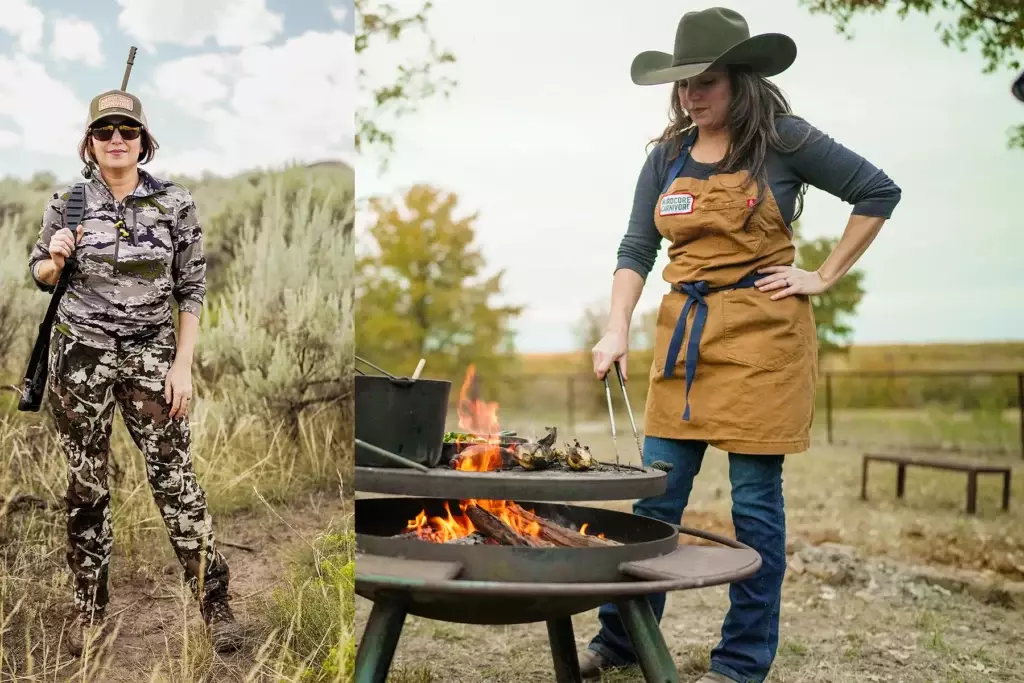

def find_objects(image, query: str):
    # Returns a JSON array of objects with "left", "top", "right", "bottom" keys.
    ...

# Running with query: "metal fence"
[{"left": 460, "top": 370, "right": 1024, "bottom": 458}]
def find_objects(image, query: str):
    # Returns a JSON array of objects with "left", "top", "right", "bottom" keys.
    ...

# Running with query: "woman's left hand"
[
  {"left": 165, "top": 361, "right": 194, "bottom": 420},
  {"left": 755, "top": 265, "right": 829, "bottom": 301}
]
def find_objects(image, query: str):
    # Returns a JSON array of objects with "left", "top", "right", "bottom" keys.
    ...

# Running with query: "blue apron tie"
[
  {"left": 663, "top": 274, "right": 762, "bottom": 420},
  {"left": 659, "top": 127, "right": 762, "bottom": 421}
]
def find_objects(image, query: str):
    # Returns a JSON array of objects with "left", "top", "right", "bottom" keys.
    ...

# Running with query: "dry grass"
[
  {"left": 0, "top": 398, "right": 354, "bottom": 683},
  {"left": 354, "top": 411, "right": 1024, "bottom": 682}
]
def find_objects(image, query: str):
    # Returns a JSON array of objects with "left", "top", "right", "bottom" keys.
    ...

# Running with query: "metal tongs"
[{"left": 602, "top": 361, "right": 644, "bottom": 472}]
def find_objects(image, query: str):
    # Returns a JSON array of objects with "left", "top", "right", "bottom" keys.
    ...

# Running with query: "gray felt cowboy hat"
[{"left": 631, "top": 7, "right": 797, "bottom": 86}]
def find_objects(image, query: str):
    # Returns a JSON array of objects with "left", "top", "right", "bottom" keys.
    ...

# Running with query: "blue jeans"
[{"left": 588, "top": 436, "right": 786, "bottom": 683}]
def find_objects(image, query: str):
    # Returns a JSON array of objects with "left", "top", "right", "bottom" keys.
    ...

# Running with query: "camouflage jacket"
[{"left": 28, "top": 170, "right": 207, "bottom": 350}]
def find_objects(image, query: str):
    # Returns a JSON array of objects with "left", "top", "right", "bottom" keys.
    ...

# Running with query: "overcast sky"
[
  {"left": 357, "top": 1, "right": 1024, "bottom": 354},
  {"left": 0, "top": 0, "right": 354, "bottom": 182}
]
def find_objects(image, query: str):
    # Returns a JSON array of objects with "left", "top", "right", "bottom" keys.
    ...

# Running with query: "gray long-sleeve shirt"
[{"left": 616, "top": 115, "right": 902, "bottom": 279}]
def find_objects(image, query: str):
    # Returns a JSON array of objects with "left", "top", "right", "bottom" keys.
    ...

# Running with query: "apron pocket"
[
  {"left": 692, "top": 200, "right": 765, "bottom": 255},
  {"left": 721, "top": 289, "right": 811, "bottom": 371}
]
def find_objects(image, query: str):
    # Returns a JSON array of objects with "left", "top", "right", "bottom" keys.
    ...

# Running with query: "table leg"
[
  {"left": 896, "top": 463, "right": 907, "bottom": 498},
  {"left": 1003, "top": 470, "right": 1012, "bottom": 512},
  {"left": 966, "top": 471, "right": 978, "bottom": 515},
  {"left": 546, "top": 617, "right": 582, "bottom": 683},
  {"left": 355, "top": 599, "right": 408, "bottom": 683},
  {"left": 617, "top": 597, "right": 678, "bottom": 683}
]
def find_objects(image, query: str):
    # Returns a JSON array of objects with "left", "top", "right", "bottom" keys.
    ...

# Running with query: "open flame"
[
  {"left": 406, "top": 499, "right": 542, "bottom": 543},
  {"left": 452, "top": 365, "right": 505, "bottom": 472}
]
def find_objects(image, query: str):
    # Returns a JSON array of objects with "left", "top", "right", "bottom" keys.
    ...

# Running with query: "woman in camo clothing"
[{"left": 28, "top": 88, "right": 242, "bottom": 657}]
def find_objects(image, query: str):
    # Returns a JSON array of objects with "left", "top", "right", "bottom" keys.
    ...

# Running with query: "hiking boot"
[
  {"left": 66, "top": 610, "right": 106, "bottom": 658},
  {"left": 694, "top": 672, "right": 737, "bottom": 683},
  {"left": 201, "top": 597, "right": 243, "bottom": 653},
  {"left": 578, "top": 648, "right": 621, "bottom": 680}
]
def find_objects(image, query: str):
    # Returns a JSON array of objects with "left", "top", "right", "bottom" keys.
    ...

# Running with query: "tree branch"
[{"left": 954, "top": 0, "right": 1014, "bottom": 26}]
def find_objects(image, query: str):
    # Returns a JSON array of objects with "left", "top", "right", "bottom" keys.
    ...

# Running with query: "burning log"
[
  {"left": 507, "top": 503, "right": 622, "bottom": 548},
  {"left": 464, "top": 504, "right": 552, "bottom": 548}
]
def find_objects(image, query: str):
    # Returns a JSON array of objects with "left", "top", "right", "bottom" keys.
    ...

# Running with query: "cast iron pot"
[{"left": 354, "top": 358, "right": 452, "bottom": 469}]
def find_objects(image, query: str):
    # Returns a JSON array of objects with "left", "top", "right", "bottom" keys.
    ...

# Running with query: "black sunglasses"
[{"left": 90, "top": 123, "right": 142, "bottom": 142}]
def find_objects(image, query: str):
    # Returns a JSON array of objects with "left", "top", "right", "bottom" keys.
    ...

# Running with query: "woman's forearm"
[
  {"left": 175, "top": 311, "right": 200, "bottom": 366},
  {"left": 606, "top": 268, "right": 646, "bottom": 335},
  {"left": 34, "top": 259, "right": 61, "bottom": 287},
  {"left": 816, "top": 215, "right": 886, "bottom": 288}
]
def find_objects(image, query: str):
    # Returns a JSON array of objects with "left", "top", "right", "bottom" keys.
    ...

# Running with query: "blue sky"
[
  {"left": 357, "top": 0, "right": 1024, "bottom": 352},
  {"left": 0, "top": 0, "right": 354, "bottom": 182}
]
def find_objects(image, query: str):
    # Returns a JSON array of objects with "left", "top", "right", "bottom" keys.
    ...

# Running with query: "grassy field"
[{"left": 354, "top": 409, "right": 1024, "bottom": 682}]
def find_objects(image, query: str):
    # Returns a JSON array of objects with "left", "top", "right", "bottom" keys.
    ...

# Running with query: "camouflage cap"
[{"left": 85, "top": 89, "right": 150, "bottom": 131}]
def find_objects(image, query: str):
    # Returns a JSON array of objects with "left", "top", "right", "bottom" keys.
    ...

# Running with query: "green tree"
[
  {"left": 794, "top": 232, "right": 866, "bottom": 355},
  {"left": 355, "top": 185, "right": 523, "bottom": 382},
  {"left": 800, "top": 0, "right": 1024, "bottom": 147},
  {"left": 355, "top": 0, "right": 457, "bottom": 162}
]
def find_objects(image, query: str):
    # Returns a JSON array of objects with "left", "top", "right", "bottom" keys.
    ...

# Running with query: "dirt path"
[{"left": 63, "top": 490, "right": 350, "bottom": 683}]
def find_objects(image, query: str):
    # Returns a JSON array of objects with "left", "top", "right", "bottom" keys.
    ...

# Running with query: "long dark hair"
[{"left": 649, "top": 66, "right": 813, "bottom": 222}]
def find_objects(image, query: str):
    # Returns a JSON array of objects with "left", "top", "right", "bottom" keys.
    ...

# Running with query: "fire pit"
[
  {"left": 354, "top": 367, "right": 763, "bottom": 683},
  {"left": 355, "top": 497, "right": 761, "bottom": 683}
]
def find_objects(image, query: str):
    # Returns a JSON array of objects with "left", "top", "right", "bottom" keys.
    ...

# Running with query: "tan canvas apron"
[{"left": 643, "top": 130, "right": 817, "bottom": 454}]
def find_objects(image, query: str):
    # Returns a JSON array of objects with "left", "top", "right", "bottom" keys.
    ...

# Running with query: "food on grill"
[
  {"left": 565, "top": 439, "right": 594, "bottom": 471},
  {"left": 443, "top": 423, "right": 626, "bottom": 475},
  {"left": 537, "top": 426, "right": 558, "bottom": 447},
  {"left": 512, "top": 441, "right": 557, "bottom": 470},
  {"left": 443, "top": 431, "right": 487, "bottom": 444}
]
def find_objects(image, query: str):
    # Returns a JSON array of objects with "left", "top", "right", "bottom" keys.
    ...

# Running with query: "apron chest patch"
[{"left": 660, "top": 192, "right": 695, "bottom": 216}]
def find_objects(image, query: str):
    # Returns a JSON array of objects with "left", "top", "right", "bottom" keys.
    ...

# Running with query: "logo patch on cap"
[
  {"left": 98, "top": 94, "right": 134, "bottom": 112},
  {"left": 659, "top": 192, "right": 694, "bottom": 216}
]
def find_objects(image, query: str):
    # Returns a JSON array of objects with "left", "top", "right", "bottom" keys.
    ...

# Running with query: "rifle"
[{"left": 18, "top": 185, "right": 86, "bottom": 411}]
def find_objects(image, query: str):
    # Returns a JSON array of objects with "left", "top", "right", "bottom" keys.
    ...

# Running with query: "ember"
[{"left": 400, "top": 498, "right": 618, "bottom": 548}]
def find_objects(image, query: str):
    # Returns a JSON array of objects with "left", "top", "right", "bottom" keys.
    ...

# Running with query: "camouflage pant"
[{"left": 47, "top": 329, "right": 229, "bottom": 615}]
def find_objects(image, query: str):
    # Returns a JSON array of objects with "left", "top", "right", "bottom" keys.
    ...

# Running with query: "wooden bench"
[{"left": 860, "top": 452, "right": 1011, "bottom": 515}]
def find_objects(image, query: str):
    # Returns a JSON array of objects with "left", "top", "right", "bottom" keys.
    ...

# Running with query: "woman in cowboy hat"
[
  {"left": 28, "top": 87, "right": 243, "bottom": 657},
  {"left": 583, "top": 7, "right": 901, "bottom": 682}
]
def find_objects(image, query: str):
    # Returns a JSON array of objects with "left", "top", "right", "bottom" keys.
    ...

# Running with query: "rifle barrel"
[{"left": 121, "top": 46, "right": 137, "bottom": 91}]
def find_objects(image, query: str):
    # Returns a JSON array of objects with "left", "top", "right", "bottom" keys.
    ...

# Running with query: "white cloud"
[
  {"left": 0, "top": 55, "right": 82, "bottom": 156},
  {"left": 143, "top": 30, "right": 355, "bottom": 176},
  {"left": 50, "top": 18, "right": 104, "bottom": 67},
  {"left": 0, "top": 130, "right": 21, "bottom": 148},
  {"left": 116, "top": 0, "right": 283, "bottom": 50},
  {"left": 0, "top": 0, "right": 44, "bottom": 54}
]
